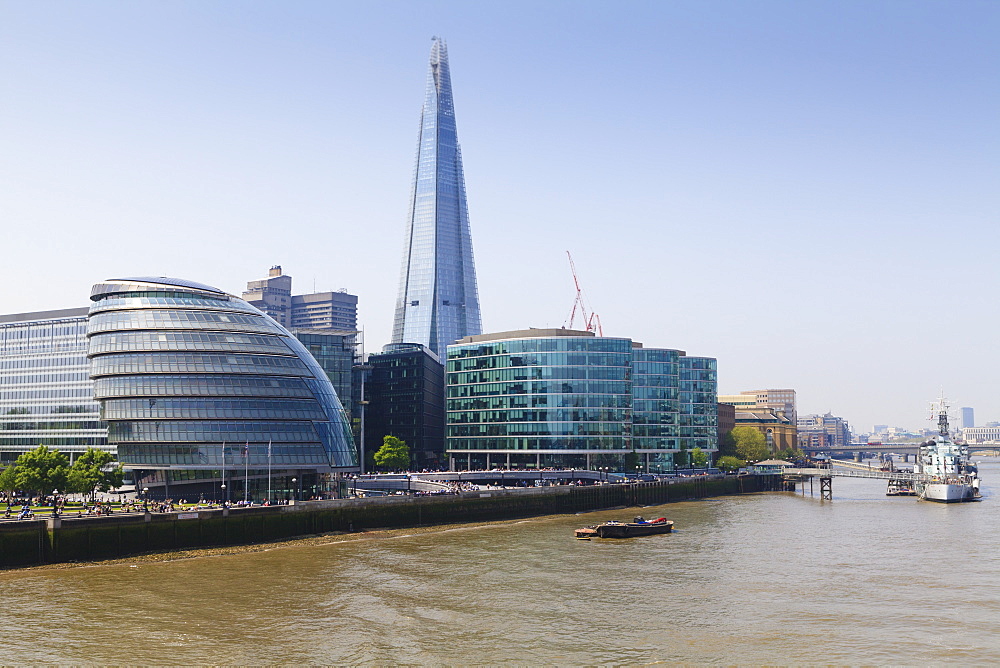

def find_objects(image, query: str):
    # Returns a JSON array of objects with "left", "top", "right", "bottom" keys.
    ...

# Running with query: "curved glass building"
[{"left": 87, "top": 277, "right": 357, "bottom": 498}]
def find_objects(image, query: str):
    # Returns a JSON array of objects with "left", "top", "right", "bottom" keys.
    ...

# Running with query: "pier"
[{"left": 781, "top": 460, "right": 939, "bottom": 499}]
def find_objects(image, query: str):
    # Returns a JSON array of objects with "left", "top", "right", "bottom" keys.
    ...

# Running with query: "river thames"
[{"left": 2, "top": 460, "right": 999, "bottom": 664}]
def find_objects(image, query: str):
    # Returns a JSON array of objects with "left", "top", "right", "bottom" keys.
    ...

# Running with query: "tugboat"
[
  {"left": 575, "top": 516, "right": 674, "bottom": 539},
  {"left": 914, "top": 398, "right": 981, "bottom": 503}
]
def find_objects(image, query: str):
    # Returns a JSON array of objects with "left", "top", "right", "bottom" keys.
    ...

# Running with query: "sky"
[{"left": 1, "top": 0, "right": 998, "bottom": 433}]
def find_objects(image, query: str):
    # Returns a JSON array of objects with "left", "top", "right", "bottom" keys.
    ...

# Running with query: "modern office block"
[
  {"left": 244, "top": 266, "right": 358, "bottom": 332},
  {"left": 797, "top": 413, "right": 852, "bottom": 450},
  {"left": 445, "top": 329, "right": 717, "bottom": 472},
  {"left": 87, "top": 277, "right": 357, "bottom": 498},
  {"left": 718, "top": 389, "right": 796, "bottom": 424},
  {"left": 961, "top": 407, "right": 974, "bottom": 429},
  {"left": 0, "top": 308, "right": 108, "bottom": 462},
  {"left": 392, "top": 37, "right": 481, "bottom": 356},
  {"left": 364, "top": 344, "right": 445, "bottom": 470}
]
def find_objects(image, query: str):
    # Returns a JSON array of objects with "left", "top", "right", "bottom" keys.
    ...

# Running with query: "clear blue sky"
[{"left": 2, "top": 0, "right": 997, "bottom": 432}]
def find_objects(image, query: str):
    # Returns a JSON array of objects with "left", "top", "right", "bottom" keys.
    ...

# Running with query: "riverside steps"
[{"left": 0, "top": 474, "right": 781, "bottom": 568}]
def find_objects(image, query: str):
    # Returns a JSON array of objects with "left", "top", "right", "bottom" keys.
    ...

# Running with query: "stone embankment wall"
[{"left": 0, "top": 474, "right": 780, "bottom": 568}]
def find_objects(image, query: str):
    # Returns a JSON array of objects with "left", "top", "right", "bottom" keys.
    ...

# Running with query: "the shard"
[{"left": 392, "top": 37, "right": 482, "bottom": 356}]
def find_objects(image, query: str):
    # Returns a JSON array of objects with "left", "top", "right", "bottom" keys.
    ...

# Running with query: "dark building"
[
  {"left": 364, "top": 344, "right": 445, "bottom": 470},
  {"left": 717, "top": 402, "right": 736, "bottom": 449}
]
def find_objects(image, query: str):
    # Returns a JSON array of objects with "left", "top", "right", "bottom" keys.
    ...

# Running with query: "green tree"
[
  {"left": 690, "top": 447, "right": 709, "bottom": 468},
  {"left": 731, "top": 426, "right": 769, "bottom": 463},
  {"left": 715, "top": 455, "right": 746, "bottom": 472},
  {"left": 67, "top": 448, "right": 124, "bottom": 502},
  {"left": 718, "top": 430, "right": 738, "bottom": 458},
  {"left": 774, "top": 447, "right": 805, "bottom": 463},
  {"left": 373, "top": 435, "right": 410, "bottom": 471},
  {"left": 13, "top": 445, "right": 69, "bottom": 497},
  {"left": 0, "top": 465, "right": 18, "bottom": 507}
]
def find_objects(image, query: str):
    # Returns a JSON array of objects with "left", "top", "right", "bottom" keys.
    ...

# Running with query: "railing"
[{"left": 782, "top": 468, "right": 938, "bottom": 483}]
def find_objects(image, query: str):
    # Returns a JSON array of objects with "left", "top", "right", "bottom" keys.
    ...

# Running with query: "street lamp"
[
  {"left": 142, "top": 487, "right": 149, "bottom": 512},
  {"left": 51, "top": 489, "right": 59, "bottom": 517},
  {"left": 291, "top": 477, "right": 297, "bottom": 502},
  {"left": 220, "top": 484, "right": 226, "bottom": 506}
]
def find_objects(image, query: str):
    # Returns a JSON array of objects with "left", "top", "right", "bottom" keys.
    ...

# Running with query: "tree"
[
  {"left": 718, "top": 430, "right": 738, "bottom": 458},
  {"left": 67, "top": 448, "right": 124, "bottom": 502},
  {"left": 373, "top": 436, "right": 410, "bottom": 472},
  {"left": 0, "top": 465, "right": 18, "bottom": 507},
  {"left": 715, "top": 455, "right": 745, "bottom": 472},
  {"left": 690, "top": 447, "right": 709, "bottom": 468},
  {"left": 13, "top": 445, "right": 69, "bottom": 497},
  {"left": 774, "top": 447, "right": 805, "bottom": 463},
  {"left": 731, "top": 426, "right": 769, "bottom": 463}
]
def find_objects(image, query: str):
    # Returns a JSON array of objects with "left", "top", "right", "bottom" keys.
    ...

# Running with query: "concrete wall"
[{"left": 0, "top": 475, "right": 780, "bottom": 569}]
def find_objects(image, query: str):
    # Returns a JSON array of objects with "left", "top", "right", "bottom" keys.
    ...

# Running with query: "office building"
[
  {"left": 445, "top": 328, "right": 717, "bottom": 472},
  {"left": 0, "top": 308, "right": 108, "bottom": 462},
  {"left": 363, "top": 344, "right": 446, "bottom": 470},
  {"left": 88, "top": 277, "right": 357, "bottom": 498},
  {"left": 718, "top": 389, "right": 797, "bottom": 424},
  {"left": 392, "top": 37, "right": 482, "bottom": 356},
  {"left": 243, "top": 266, "right": 358, "bottom": 332},
  {"left": 961, "top": 407, "right": 974, "bottom": 429},
  {"left": 798, "top": 413, "right": 852, "bottom": 450}
]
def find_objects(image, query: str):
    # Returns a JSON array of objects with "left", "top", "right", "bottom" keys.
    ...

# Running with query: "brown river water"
[{"left": 2, "top": 460, "right": 999, "bottom": 664}]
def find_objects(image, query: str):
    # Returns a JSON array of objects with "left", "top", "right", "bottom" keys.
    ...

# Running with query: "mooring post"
[{"left": 820, "top": 476, "right": 833, "bottom": 500}]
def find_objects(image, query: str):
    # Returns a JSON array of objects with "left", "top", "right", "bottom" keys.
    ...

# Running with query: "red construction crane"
[{"left": 563, "top": 251, "right": 604, "bottom": 336}]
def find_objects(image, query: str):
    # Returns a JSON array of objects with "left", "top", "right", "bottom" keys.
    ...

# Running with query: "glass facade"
[
  {"left": 445, "top": 330, "right": 717, "bottom": 472},
  {"left": 87, "top": 278, "right": 357, "bottom": 475},
  {"left": 391, "top": 37, "right": 482, "bottom": 357},
  {"left": 0, "top": 309, "right": 108, "bottom": 462}
]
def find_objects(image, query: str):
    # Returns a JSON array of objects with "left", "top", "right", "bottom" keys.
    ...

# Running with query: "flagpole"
[
  {"left": 244, "top": 442, "right": 249, "bottom": 503},
  {"left": 221, "top": 441, "right": 226, "bottom": 504},
  {"left": 267, "top": 440, "right": 272, "bottom": 504}
]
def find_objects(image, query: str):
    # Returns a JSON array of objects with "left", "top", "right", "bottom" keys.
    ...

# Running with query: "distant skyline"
[{"left": 1, "top": 1, "right": 998, "bottom": 432}]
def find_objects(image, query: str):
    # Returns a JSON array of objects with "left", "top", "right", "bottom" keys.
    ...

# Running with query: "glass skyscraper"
[{"left": 392, "top": 37, "right": 482, "bottom": 357}]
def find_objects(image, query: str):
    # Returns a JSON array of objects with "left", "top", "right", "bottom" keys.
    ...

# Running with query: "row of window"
[
  {"left": 90, "top": 353, "right": 310, "bottom": 377},
  {"left": 448, "top": 381, "right": 630, "bottom": 398},
  {"left": 447, "top": 395, "right": 632, "bottom": 411},
  {"left": 108, "top": 420, "right": 322, "bottom": 442},
  {"left": 448, "top": 338, "right": 633, "bottom": 360},
  {"left": 447, "top": 351, "right": 632, "bottom": 372},
  {"left": 447, "top": 409, "right": 631, "bottom": 424},
  {"left": 449, "top": 422, "right": 628, "bottom": 437},
  {"left": 448, "top": 366, "right": 628, "bottom": 385},
  {"left": 116, "top": 443, "right": 332, "bottom": 467},
  {"left": 101, "top": 398, "right": 326, "bottom": 421},
  {"left": 88, "top": 310, "right": 280, "bottom": 336},
  {"left": 0, "top": 387, "right": 94, "bottom": 401},
  {"left": 93, "top": 374, "right": 315, "bottom": 399},
  {"left": 0, "top": 354, "right": 88, "bottom": 371},
  {"left": 446, "top": 437, "right": 630, "bottom": 451},
  {"left": 90, "top": 295, "right": 249, "bottom": 316},
  {"left": 89, "top": 330, "right": 292, "bottom": 355},
  {"left": 1, "top": 372, "right": 90, "bottom": 385},
  {"left": 0, "top": 420, "right": 104, "bottom": 431}
]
